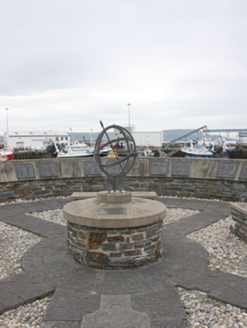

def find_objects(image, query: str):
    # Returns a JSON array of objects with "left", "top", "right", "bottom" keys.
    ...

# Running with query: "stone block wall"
[
  {"left": 67, "top": 220, "right": 163, "bottom": 269},
  {"left": 230, "top": 208, "right": 247, "bottom": 243},
  {"left": 0, "top": 157, "right": 247, "bottom": 202},
  {"left": 126, "top": 177, "right": 247, "bottom": 202},
  {"left": 1, "top": 177, "right": 247, "bottom": 203}
]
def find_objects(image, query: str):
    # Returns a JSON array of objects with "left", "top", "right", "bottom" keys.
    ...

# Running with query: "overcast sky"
[{"left": 0, "top": 0, "right": 246, "bottom": 134}]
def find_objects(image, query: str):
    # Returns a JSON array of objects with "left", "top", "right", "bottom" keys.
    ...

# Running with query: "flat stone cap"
[
  {"left": 63, "top": 197, "right": 166, "bottom": 229},
  {"left": 230, "top": 202, "right": 247, "bottom": 216},
  {"left": 70, "top": 191, "right": 158, "bottom": 200}
]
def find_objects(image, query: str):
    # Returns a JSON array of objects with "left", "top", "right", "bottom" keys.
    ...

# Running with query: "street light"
[
  {"left": 127, "top": 103, "right": 131, "bottom": 129},
  {"left": 5, "top": 108, "right": 9, "bottom": 132}
]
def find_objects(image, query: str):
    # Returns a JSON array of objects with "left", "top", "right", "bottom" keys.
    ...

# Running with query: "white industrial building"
[
  {"left": 4, "top": 131, "right": 70, "bottom": 150},
  {"left": 131, "top": 131, "right": 163, "bottom": 147},
  {"left": 114, "top": 128, "right": 163, "bottom": 147}
]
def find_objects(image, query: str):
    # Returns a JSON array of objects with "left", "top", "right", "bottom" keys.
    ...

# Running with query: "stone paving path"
[{"left": 0, "top": 198, "right": 247, "bottom": 327}]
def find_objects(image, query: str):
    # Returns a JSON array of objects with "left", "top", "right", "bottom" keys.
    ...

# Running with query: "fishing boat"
[
  {"left": 55, "top": 142, "right": 94, "bottom": 158},
  {"left": 0, "top": 148, "right": 14, "bottom": 160},
  {"left": 181, "top": 141, "right": 215, "bottom": 158},
  {"left": 64, "top": 142, "right": 94, "bottom": 154},
  {"left": 222, "top": 140, "right": 237, "bottom": 158},
  {"left": 0, "top": 154, "right": 9, "bottom": 162},
  {"left": 1, "top": 131, "right": 14, "bottom": 160},
  {"left": 54, "top": 141, "right": 111, "bottom": 158}
]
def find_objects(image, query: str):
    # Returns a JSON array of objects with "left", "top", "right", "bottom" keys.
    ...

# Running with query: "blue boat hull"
[{"left": 182, "top": 151, "right": 214, "bottom": 158}]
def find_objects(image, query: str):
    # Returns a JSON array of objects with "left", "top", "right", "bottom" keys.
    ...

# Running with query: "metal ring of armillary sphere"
[{"left": 93, "top": 122, "right": 138, "bottom": 192}]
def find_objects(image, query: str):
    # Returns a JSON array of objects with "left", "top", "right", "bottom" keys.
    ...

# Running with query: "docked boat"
[
  {"left": 54, "top": 141, "right": 111, "bottom": 158},
  {"left": 181, "top": 141, "right": 215, "bottom": 158},
  {"left": 222, "top": 140, "right": 237, "bottom": 158},
  {"left": 64, "top": 142, "right": 94, "bottom": 154},
  {"left": 0, "top": 154, "right": 8, "bottom": 162},
  {"left": 1, "top": 131, "right": 14, "bottom": 160},
  {"left": 55, "top": 142, "right": 94, "bottom": 158},
  {"left": 0, "top": 149, "right": 14, "bottom": 160}
]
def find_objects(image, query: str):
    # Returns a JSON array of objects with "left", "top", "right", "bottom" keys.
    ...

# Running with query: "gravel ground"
[{"left": 0, "top": 199, "right": 247, "bottom": 327}]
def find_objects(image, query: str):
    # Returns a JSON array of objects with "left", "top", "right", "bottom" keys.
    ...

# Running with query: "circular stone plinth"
[
  {"left": 63, "top": 192, "right": 166, "bottom": 269},
  {"left": 63, "top": 193, "right": 166, "bottom": 229}
]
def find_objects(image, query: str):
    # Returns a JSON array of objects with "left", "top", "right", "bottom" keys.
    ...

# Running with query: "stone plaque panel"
[
  {"left": 101, "top": 208, "right": 127, "bottom": 215},
  {"left": 39, "top": 163, "right": 58, "bottom": 178},
  {"left": 15, "top": 164, "right": 35, "bottom": 179},
  {"left": 216, "top": 163, "right": 237, "bottom": 178},
  {"left": 171, "top": 162, "right": 191, "bottom": 176},
  {"left": 84, "top": 161, "right": 102, "bottom": 176},
  {"left": 239, "top": 164, "right": 247, "bottom": 180},
  {"left": 149, "top": 161, "right": 168, "bottom": 176}
]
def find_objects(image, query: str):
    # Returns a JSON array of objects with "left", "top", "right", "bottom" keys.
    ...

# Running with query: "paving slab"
[
  {"left": 41, "top": 322, "right": 80, "bottom": 328},
  {"left": 131, "top": 289, "right": 190, "bottom": 328},
  {"left": 20, "top": 201, "right": 53, "bottom": 213},
  {"left": 1, "top": 213, "right": 66, "bottom": 238},
  {"left": 56, "top": 198, "right": 72, "bottom": 207},
  {"left": 43, "top": 289, "right": 100, "bottom": 321},
  {"left": 0, "top": 203, "right": 26, "bottom": 219},
  {"left": 0, "top": 197, "right": 247, "bottom": 327},
  {"left": 0, "top": 282, "right": 24, "bottom": 314},
  {"left": 164, "top": 210, "right": 224, "bottom": 235},
  {"left": 101, "top": 270, "right": 166, "bottom": 295},
  {"left": 1, "top": 273, "right": 54, "bottom": 305},
  {"left": 178, "top": 267, "right": 224, "bottom": 293},
  {"left": 156, "top": 197, "right": 187, "bottom": 208},
  {"left": 39, "top": 199, "right": 66, "bottom": 211},
  {"left": 203, "top": 201, "right": 229, "bottom": 211},
  {"left": 208, "top": 272, "right": 247, "bottom": 309},
  {"left": 163, "top": 199, "right": 214, "bottom": 211}
]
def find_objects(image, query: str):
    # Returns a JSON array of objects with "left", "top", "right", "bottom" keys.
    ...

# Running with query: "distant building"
[
  {"left": 114, "top": 127, "right": 163, "bottom": 147},
  {"left": 131, "top": 130, "right": 163, "bottom": 147},
  {"left": 4, "top": 131, "right": 70, "bottom": 150}
]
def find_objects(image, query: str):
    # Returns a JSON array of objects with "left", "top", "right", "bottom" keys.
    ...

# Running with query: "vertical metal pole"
[
  {"left": 127, "top": 103, "right": 131, "bottom": 129},
  {"left": 5, "top": 108, "right": 9, "bottom": 132}
]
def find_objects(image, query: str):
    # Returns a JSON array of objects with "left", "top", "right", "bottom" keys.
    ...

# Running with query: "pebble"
[{"left": 0, "top": 196, "right": 247, "bottom": 327}]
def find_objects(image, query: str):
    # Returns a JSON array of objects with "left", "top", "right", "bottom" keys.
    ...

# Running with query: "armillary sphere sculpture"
[{"left": 94, "top": 121, "right": 138, "bottom": 193}]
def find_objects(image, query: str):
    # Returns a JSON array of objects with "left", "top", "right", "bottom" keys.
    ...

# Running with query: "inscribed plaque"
[
  {"left": 171, "top": 162, "right": 191, "bottom": 176},
  {"left": 84, "top": 161, "right": 102, "bottom": 176},
  {"left": 39, "top": 163, "right": 58, "bottom": 178},
  {"left": 149, "top": 161, "right": 168, "bottom": 176},
  {"left": 239, "top": 164, "right": 247, "bottom": 180},
  {"left": 216, "top": 163, "right": 237, "bottom": 178},
  {"left": 15, "top": 164, "right": 35, "bottom": 179},
  {"left": 101, "top": 208, "right": 127, "bottom": 215}
]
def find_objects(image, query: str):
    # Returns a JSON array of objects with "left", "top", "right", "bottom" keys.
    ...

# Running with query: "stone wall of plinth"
[
  {"left": 67, "top": 220, "right": 163, "bottom": 269},
  {"left": 230, "top": 203, "right": 247, "bottom": 243}
]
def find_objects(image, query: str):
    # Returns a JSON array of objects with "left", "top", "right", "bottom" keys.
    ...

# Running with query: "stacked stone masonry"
[
  {"left": 0, "top": 158, "right": 247, "bottom": 202},
  {"left": 231, "top": 208, "right": 247, "bottom": 242},
  {"left": 67, "top": 221, "right": 163, "bottom": 269},
  {"left": 1, "top": 177, "right": 247, "bottom": 203}
]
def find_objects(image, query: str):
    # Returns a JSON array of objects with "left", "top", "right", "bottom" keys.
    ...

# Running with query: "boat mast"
[{"left": 4, "top": 108, "right": 9, "bottom": 151}]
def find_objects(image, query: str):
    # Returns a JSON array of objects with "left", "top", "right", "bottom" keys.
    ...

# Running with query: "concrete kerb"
[{"left": 0, "top": 197, "right": 246, "bottom": 327}]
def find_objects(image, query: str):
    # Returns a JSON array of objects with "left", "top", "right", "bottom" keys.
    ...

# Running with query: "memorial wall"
[{"left": 0, "top": 157, "right": 247, "bottom": 202}]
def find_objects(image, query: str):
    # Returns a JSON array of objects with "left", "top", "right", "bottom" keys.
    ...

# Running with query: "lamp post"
[
  {"left": 127, "top": 103, "right": 131, "bottom": 129},
  {"left": 5, "top": 108, "right": 9, "bottom": 132}
]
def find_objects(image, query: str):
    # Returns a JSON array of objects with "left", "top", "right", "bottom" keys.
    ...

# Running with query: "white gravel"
[
  {"left": 0, "top": 199, "right": 247, "bottom": 327},
  {"left": 188, "top": 216, "right": 247, "bottom": 278},
  {"left": 0, "top": 222, "right": 44, "bottom": 280}
]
